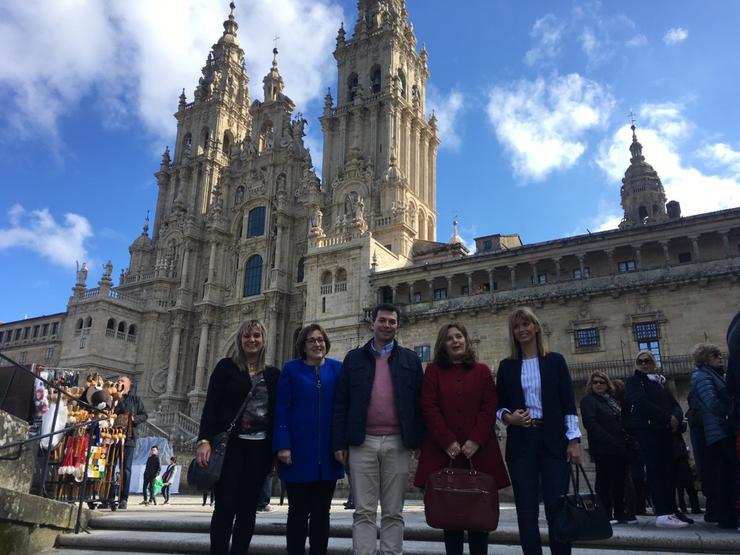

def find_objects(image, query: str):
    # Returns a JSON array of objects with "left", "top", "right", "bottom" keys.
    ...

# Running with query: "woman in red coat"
[{"left": 415, "top": 322, "right": 510, "bottom": 555}]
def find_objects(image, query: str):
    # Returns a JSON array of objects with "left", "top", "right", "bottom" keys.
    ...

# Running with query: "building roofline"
[{"left": 0, "top": 312, "right": 66, "bottom": 327}]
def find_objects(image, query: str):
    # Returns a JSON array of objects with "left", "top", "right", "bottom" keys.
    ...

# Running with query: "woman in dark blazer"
[
  {"left": 196, "top": 320, "right": 281, "bottom": 555},
  {"left": 624, "top": 350, "right": 687, "bottom": 529},
  {"left": 415, "top": 322, "right": 510, "bottom": 555},
  {"left": 496, "top": 307, "right": 581, "bottom": 555},
  {"left": 273, "top": 324, "right": 344, "bottom": 555},
  {"left": 580, "top": 371, "right": 637, "bottom": 524}
]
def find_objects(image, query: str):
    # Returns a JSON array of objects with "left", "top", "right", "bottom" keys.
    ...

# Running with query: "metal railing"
[
  {"left": 0, "top": 352, "right": 121, "bottom": 534},
  {"left": 568, "top": 354, "right": 696, "bottom": 383}
]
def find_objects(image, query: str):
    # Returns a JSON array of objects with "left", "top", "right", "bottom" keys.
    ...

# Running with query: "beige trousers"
[{"left": 349, "top": 434, "right": 410, "bottom": 555}]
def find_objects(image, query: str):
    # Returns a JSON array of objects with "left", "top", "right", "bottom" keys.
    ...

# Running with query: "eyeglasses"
[
  {"left": 637, "top": 358, "right": 653, "bottom": 365},
  {"left": 710, "top": 352, "right": 723, "bottom": 358},
  {"left": 305, "top": 337, "right": 325, "bottom": 345},
  {"left": 591, "top": 379, "right": 607, "bottom": 385}
]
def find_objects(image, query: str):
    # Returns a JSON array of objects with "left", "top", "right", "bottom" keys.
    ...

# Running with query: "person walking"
[
  {"left": 332, "top": 303, "right": 425, "bottom": 555},
  {"left": 274, "top": 324, "right": 344, "bottom": 555},
  {"left": 141, "top": 446, "right": 160, "bottom": 506},
  {"left": 161, "top": 456, "right": 176, "bottom": 505},
  {"left": 580, "top": 371, "right": 637, "bottom": 524},
  {"left": 196, "top": 320, "right": 281, "bottom": 555},
  {"left": 415, "top": 323, "right": 510, "bottom": 555},
  {"left": 625, "top": 350, "right": 688, "bottom": 529},
  {"left": 690, "top": 343, "right": 738, "bottom": 530},
  {"left": 113, "top": 375, "right": 147, "bottom": 510},
  {"left": 496, "top": 307, "right": 581, "bottom": 555}
]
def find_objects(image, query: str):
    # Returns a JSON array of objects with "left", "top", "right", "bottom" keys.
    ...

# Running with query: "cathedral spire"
[
  {"left": 449, "top": 216, "right": 463, "bottom": 245},
  {"left": 629, "top": 123, "right": 644, "bottom": 163},
  {"left": 221, "top": 1, "right": 239, "bottom": 44},
  {"left": 263, "top": 47, "right": 286, "bottom": 102}
]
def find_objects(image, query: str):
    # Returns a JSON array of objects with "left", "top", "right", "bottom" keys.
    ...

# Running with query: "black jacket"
[
  {"left": 144, "top": 453, "right": 161, "bottom": 479},
  {"left": 114, "top": 392, "right": 148, "bottom": 447},
  {"left": 197, "top": 357, "right": 280, "bottom": 443},
  {"left": 580, "top": 392, "right": 628, "bottom": 459},
  {"left": 496, "top": 352, "right": 577, "bottom": 461},
  {"left": 727, "top": 310, "right": 740, "bottom": 425},
  {"left": 624, "top": 370, "right": 682, "bottom": 431},
  {"left": 332, "top": 339, "right": 425, "bottom": 451}
]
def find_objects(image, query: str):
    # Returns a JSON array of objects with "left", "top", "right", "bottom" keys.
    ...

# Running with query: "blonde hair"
[
  {"left": 691, "top": 343, "right": 722, "bottom": 367},
  {"left": 586, "top": 370, "right": 614, "bottom": 395},
  {"left": 507, "top": 307, "right": 548, "bottom": 359},
  {"left": 233, "top": 319, "right": 267, "bottom": 373}
]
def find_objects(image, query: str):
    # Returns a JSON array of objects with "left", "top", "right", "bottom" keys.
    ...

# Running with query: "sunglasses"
[
  {"left": 637, "top": 358, "right": 653, "bottom": 364},
  {"left": 710, "top": 352, "right": 722, "bottom": 358},
  {"left": 591, "top": 379, "right": 607, "bottom": 385}
]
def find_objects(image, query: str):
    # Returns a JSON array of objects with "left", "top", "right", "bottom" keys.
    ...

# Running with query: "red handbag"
[{"left": 423, "top": 459, "right": 499, "bottom": 532}]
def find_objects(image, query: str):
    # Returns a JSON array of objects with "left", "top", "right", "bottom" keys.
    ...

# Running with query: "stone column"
[
  {"left": 391, "top": 285, "right": 398, "bottom": 303},
  {"left": 509, "top": 265, "right": 517, "bottom": 289},
  {"left": 633, "top": 244, "right": 642, "bottom": 269},
  {"left": 166, "top": 324, "right": 183, "bottom": 395},
  {"left": 427, "top": 279, "right": 434, "bottom": 299},
  {"left": 446, "top": 276, "right": 453, "bottom": 297},
  {"left": 179, "top": 247, "right": 191, "bottom": 290},
  {"left": 193, "top": 320, "right": 211, "bottom": 391},
  {"left": 719, "top": 230, "right": 731, "bottom": 257},
  {"left": 467, "top": 274, "right": 473, "bottom": 295},
  {"left": 487, "top": 269, "right": 495, "bottom": 292},
  {"left": 208, "top": 242, "right": 218, "bottom": 282},
  {"left": 577, "top": 254, "right": 586, "bottom": 279},
  {"left": 605, "top": 249, "right": 615, "bottom": 273},
  {"left": 530, "top": 261, "right": 539, "bottom": 285},
  {"left": 552, "top": 257, "right": 561, "bottom": 282},
  {"left": 660, "top": 241, "right": 670, "bottom": 267},
  {"left": 689, "top": 235, "right": 701, "bottom": 262},
  {"left": 409, "top": 283, "right": 415, "bottom": 303}
]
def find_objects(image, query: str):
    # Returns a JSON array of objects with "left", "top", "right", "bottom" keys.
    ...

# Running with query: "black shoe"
[
  {"left": 118, "top": 500, "right": 127, "bottom": 510},
  {"left": 675, "top": 512, "right": 694, "bottom": 524},
  {"left": 343, "top": 501, "right": 355, "bottom": 510}
]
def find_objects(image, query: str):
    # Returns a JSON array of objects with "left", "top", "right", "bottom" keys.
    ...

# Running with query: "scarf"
[
  {"left": 596, "top": 392, "right": 622, "bottom": 415},
  {"left": 646, "top": 373, "right": 666, "bottom": 386}
]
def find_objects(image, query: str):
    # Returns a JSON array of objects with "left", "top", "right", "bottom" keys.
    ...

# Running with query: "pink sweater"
[{"left": 365, "top": 352, "right": 400, "bottom": 435}]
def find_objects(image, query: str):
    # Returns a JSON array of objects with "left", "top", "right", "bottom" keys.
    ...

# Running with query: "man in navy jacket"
[{"left": 332, "top": 303, "right": 424, "bottom": 555}]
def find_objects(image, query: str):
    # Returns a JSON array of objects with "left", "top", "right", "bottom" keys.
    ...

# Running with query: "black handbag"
[
  {"left": 552, "top": 463, "right": 613, "bottom": 543},
  {"left": 187, "top": 375, "right": 264, "bottom": 492}
]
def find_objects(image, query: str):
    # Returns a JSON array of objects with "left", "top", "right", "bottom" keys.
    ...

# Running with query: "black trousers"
[
  {"left": 635, "top": 429, "right": 674, "bottom": 516},
  {"left": 507, "top": 427, "right": 571, "bottom": 555},
  {"left": 442, "top": 529, "right": 488, "bottom": 555},
  {"left": 142, "top": 474, "right": 156, "bottom": 504},
  {"left": 285, "top": 480, "right": 337, "bottom": 555},
  {"left": 162, "top": 485, "right": 170, "bottom": 503},
  {"left": 210, "top": 438, "right": 272, "bottom": 555},
  {"left": 594, "top": 455, "right": 629, "bottom": 520},
  {"left": 704, "top": 436, "right": 738, "bottom": 529}
]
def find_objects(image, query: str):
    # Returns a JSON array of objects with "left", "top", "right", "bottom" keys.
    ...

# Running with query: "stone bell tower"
[
  {"left": 319, "top": 0, "right": 440, "bottom": 261},
  {"left": 619, "top": 124, "right": 668, "bottom": 229}
]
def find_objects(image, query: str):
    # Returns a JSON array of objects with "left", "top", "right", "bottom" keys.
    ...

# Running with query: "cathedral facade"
[{"left": 3, "top": 1, "right": 735, "bottom": 433}]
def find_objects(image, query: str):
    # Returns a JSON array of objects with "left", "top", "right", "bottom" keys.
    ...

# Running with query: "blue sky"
[{"left": 2, "top": 0, "right": 740, "bottom": 323}]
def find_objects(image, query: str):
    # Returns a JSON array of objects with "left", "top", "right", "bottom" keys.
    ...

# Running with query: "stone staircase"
[{"left": 41, "top": 496, "right": 739, "bottom": 555}]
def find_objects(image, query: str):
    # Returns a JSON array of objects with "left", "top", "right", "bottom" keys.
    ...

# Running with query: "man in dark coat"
[
  {"left": 113, "top": 375, "right": 147, "bottom": 509},
  {"left": 142, "top": 445, "right": 161, "bottom": 506}
]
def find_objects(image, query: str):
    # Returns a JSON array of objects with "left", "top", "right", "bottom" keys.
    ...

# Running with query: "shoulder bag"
[
  {"left": 552, "top": 463, "right": 613, "bottom": 543},
  {"left": 424, "top": 458, "right": 499, "bottom": 532},
  {"left": 187, "top": 375, "right": 264, "bottom": 492}
]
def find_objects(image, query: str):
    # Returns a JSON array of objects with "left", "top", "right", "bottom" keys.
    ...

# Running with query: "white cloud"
[
  {"left": 697, "top": 143, "right": 740, "bottom": 178},
  {"left": 626, "top": 34, "right": 648, "bottom": 47},
  {"left": 525, "top": 14, "right": 566, "bottom": 67},
  {"left": 663, "top": 27, "right": 688, "bottom": 45},
  {"left": 0, "top": 0, "right": 344, "bottom": 147},
  {"left": 0, "top": 205, "right": 93, "bottom": 268},
  {"left": 486, "top": 73, "right": 615, "bottom": 180},
  {"left": 426, "top": 86, "right": 465, "bottom": 151},
  {"left": 596, "top": 108, "right": 740, "bottom": 223}
]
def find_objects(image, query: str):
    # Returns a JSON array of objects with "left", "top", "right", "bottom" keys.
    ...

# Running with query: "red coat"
[{"left": 414, "top": 362, "right": 510, "bottom": 489}]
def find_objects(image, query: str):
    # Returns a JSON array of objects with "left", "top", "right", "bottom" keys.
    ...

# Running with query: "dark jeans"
[
  {"left": 704, "top": 436, "right": 739, "bottom": 529},
  {"left": 211, "top": 438, "right": 272, "bottom": 555},
  {"left": 443, "top": 529, "right": 488, "bottom": 555},
  {"left": 635, "top": 429, "right": 675, "bottom": 516},
  {"left": 507, "top": 428, "right": 571, "bottom": 555},
  {"left": 120, "top": 444, "right": 135, "bottom": 501},
  {"left": 143, "top": 474, "right": 156, "bottom": 504},
  {"left": 258, "top": 475, "right": 272, "bottom": 508},
  {"left": 285, "top": 480, "right": 336, "bottom": 555},
  {"left": 594, "top": 455, "right": 629, "bottom": 520},
  {"left": 162, "top": 485, "right": 170, "bottom": 503}
]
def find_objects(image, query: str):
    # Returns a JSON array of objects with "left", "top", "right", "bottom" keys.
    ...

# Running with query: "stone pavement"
[{"left": 44, "top": 495, "right": 738, "bottom": 554}]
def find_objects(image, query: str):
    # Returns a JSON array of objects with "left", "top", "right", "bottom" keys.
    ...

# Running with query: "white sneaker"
[{"left": 656, "top": 514, "right": 690, "bottom": 529}]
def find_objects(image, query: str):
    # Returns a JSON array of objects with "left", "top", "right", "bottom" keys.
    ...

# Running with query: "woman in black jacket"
[
  {"left": 196, "top": 320, "right": 281, "bottom": 555},
  {"left": 624, "top": 350, "right": 687, "bottom": 529},
  {"left": 580, "top": 371, "right": 636, "bottom": 524}
]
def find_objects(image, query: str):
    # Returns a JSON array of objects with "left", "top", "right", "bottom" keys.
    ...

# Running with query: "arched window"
[
  {"left": 370, "top": 65, "right": 381, "bottom": 94},
  {"left": 247, "top": 206, "right": 266, "bottom": 237},
  {"left": 427, "top": 216, "right": 434, "bottom": 241},
  {"left": 243, "top": 255, "right": 263, "bottom": 297},
  {"left": 84, "top": 316, "right": 93, "bottom": 328},
  {"left": 117, "top": 322, "right": 126, "bottom": 333},
  {"left": 106, "top": 319, "right": 116, "bottom": 330},
  {"left": 258, "top": 121, "right": 274, "bottom": 153},
  {"left": 128, "top": 324, "right": 137, "bottom": 336},
  {"left": 418, "top": 209, "right": 425, "bottom": 240},
  {"left": 320, "top": 270, "right": 333, "bottom": 295},
  {"left": 222, "top": 131, "right": 232, "bottom": 155},
  {"left": 347, "top": 72, "right": 359, "bottom": 102},
  {"left": 397, "top": 69, "right": 406, "bottom": 99},
  {"left": 638, "top": 206, "right": 648, "bottom": 221},
  {"left": 201, "top": 127, "right": 210, "bottom": 151},
  {"left": 297, "top": 256, "right": 306, "bottom": 283},
  {"left": 335, "top": 268, "right": 348, "bottom": 293},
  {"left": 76, "top": 319, "right": 84, "bottom": 330}
]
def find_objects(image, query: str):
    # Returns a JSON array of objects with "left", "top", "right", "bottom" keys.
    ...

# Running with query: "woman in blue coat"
[{"left": 274, "top": 324, "right": 344, "bottom": 555}]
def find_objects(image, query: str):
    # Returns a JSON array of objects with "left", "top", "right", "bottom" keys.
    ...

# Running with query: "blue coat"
[
  {"left": 690, "top": 365, "right": 734, "bottom": 446},
  {"left": 273, "top": 358, "right": 345, "bottom": 483}
]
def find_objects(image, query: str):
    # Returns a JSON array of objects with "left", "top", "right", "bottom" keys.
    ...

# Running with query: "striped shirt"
[{"left": 498, "top": 356, "right": 581, "bottom": 440}]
